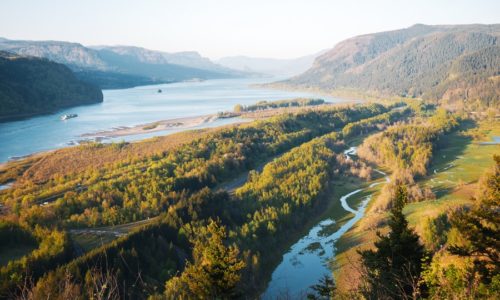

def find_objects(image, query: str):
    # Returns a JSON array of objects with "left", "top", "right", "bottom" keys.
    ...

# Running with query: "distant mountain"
[
  {"left": 278, "top": 24, "right": 500, "bottom": 108},
  {"left": 217, "top": 51, "right": 326, "bottom": 77},
  {"left": 0, "top": 38, "right": 107, "bottom": 70},
  {"left": 0, "top": 51, "right": 103, "bottom": 121},
  {"left": 0, "top": 38, "right": 247, "bottom": 89},
  {"left": 92, "top": 45, "right": 240, "bottom": 75}
]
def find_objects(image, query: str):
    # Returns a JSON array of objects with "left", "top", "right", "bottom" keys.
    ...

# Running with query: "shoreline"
[
  {"left": 0, "top": 103, "right": 353, "bottom": 165},
  {"left": 79, "top": 102, "right": 354, "bottom": 139},
  {"left": 81, "top": 114, "right": 228, "bottom": 138}
]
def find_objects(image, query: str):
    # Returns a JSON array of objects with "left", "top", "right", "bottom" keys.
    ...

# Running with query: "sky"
[{"left": 0, "top": 0, "right": 499, "bottom": 59}]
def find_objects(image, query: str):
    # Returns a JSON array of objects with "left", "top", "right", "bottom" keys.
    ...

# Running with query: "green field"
[
  {"left": 333, "top": 120, "right": 499, "bottom": 293},
  {"left": 405, "top": 120, "right": 499, "bottom": 233}
]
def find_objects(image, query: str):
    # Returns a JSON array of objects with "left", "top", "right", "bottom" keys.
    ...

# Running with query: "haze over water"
[{"left": 0, "top": 77, "right": 346, "bottom": 162}]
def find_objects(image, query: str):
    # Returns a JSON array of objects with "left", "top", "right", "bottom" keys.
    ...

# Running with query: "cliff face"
[
  {"left": 282, "top": 24, "right": 500, "bottom": 107},
  {"left": 0, "top": 51, "right": 103, "bottom": 120},
  {"left": 0, "top": 39, "right": 246, "bottom": 88}
]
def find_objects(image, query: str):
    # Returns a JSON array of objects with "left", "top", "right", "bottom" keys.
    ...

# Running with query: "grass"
[
  {"left": 333, "top": 120, "right": 499, "bottom": 294},
  {"left": 0, "top": 128, "right": 219, "bottom": 184},
  {"left": 406, "top": 120, "right": 499, "bottom": 236},
  {"left": 70, "top": 217, "right": 157, "bottom": 253},
  {"left": 71, "top": 233, "right": 117, "bottom": 253}
]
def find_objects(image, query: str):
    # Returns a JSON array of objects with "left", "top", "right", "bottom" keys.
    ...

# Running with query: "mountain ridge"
[
  {"left": 0, "top": 38, "right": 248, "bottom": 88},
  {"left": 277, "top": 24, "right": 500, "bottom": 108},
  {"left": 0, "top": 51, "right": 103, "bottom": 120}
]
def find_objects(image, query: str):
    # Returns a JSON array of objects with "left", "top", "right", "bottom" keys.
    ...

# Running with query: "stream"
[{"left": 262, "top": 146, "right": 390, "bottom": 299}]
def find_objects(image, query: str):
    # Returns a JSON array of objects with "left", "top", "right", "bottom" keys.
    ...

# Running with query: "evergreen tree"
[
  {"left": 448, "top": 155, "right": 500, "bottom": 289},
  {"left": 358, "top": 185, "right": 425, "bottom": 299},
  {"left": 307, "top": 275, "right": 336, "bottom": 300},
  {"left": 164, "top": 219, "right": 246, "bottom": 299}
]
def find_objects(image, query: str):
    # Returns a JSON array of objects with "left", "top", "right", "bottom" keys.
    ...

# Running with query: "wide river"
[{"left": 0, "top": 77, "right": 346, "bottom": 162}]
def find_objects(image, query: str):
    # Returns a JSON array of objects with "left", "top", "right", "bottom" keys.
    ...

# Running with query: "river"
[
  {"left": 262, "top": 147, "right": 390, "bottom": 299},
  {"left": 0, "top": 77, "right": 346, "bottom": 163}
]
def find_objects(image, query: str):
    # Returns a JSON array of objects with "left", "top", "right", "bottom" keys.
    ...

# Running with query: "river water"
[
  {"left": 0, "top": 77, "right": 345, "bottom": 162},
  {"left": 262, "top": 147, "right": 390, "bottom": 299}
]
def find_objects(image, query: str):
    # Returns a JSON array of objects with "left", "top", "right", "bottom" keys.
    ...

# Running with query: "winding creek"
[{"left": 262, "top": 147, "right": 390, "bottom": 298}]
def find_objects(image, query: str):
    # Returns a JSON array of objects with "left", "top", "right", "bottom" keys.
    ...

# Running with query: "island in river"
[{"left": 0, "top": 77, "right": 347, "bottom": 162}]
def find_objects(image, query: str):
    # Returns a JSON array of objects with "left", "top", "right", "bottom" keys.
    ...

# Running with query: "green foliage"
[
  {"left": 0, "top": 51, "right": 102, "bottom": 120},
  {"left": 235, "top": 98, "right": 325, "bottom": 112},
  {"left": 0, "top": 227, "right": 72, "bottom": 297},
  {"left": 358, "top": 109, "right": 459, "bottom": 206},
  {"left": 307, "top": 275, "right": 336, "bottom": 300},
  {"left": 422, "top": 213, "right": 450, "bottom": 252},
  {"left": 0, "top": 103, "right": 405, "bottom": 298},
  {"left": 447, "top": 155, "right": 500, "bottom": 293},
  {"left": 341, "top": 104, "right": 409, "bottom": 137},
  {"left": 164, "top": 220, "right": 246, "bottom": 299},
  {"left": 358, "top": 185, "right": 426, "bottom": 299},
  {"left": 285, "top": 24, "right": 500, "bottom": 109},
  {"left": 1, "top": 103, "right": 390, "bottom": 230}
]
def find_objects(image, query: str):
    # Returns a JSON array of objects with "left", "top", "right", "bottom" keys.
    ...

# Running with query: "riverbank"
[
  {"left": 1, "top": 77, "right": 346, "bottom": 162},
  {"left": 81, "top": 114, "right": 224, "bottom": 138},
  {"left": 333, "top": 120, "right": 500, "bottom": 295},
  {"left": 79, "top": 102, "right": 356, "bottom": 139},
  {"left": 261, "top": 143, "right": 390, "bottom": 298}
]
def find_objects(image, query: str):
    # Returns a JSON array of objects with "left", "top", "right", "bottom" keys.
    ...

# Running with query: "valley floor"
[{"left": 333, "top": 120, "right": 499, "bottom": 294}]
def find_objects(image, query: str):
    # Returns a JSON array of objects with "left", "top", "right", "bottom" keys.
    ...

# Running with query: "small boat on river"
[{"left": 61, "top": 114, "right": 78, "bottom": 120}]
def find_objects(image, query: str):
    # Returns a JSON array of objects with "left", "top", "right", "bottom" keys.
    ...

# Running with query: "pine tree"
[
  {"left": 307, "top": 275, "right": 336, "bottom": 300},
  {"left": 448, "top": 155, "right": 500, "bottom": 288},
  {"left": 358, "top": 185, "right": 425, "bottom": 299},
  {"left": 164, "top": 219, "right": 246, "bottom": 299}
]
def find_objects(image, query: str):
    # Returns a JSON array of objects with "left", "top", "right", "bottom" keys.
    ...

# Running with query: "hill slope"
[
  {"left": 0, "top": 51, "right": 103, "bottom": 120},
  {"left": 279, "top": 24, "right": 500, "bottom": 108},
  {"left": 0, "top": 38, "right": 246, "bottom": 88}
]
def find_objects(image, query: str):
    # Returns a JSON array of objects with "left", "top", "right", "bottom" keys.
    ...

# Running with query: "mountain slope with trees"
[
  {"left": 278, "top": 24, "right": 500, "bottom": 109},
  {"left": 0, "top": 51, "right": 103, "bottom": 120}
]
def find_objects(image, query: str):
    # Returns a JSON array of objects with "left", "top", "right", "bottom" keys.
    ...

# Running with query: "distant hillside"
[
  {"left": 0, "top": 51, "right": 103, "bottom": 120},
  {"left": 0, "top": 38, "right": 246, "bottom": 88},
  {"left": 217, "top": 51, "right": 325, "bottom": 77},
  {"left": 93, "top": 45, "right": 241, "bottom": 75},
  {"left": 278, "top": 24, "right": 500, "bottom": 108}
]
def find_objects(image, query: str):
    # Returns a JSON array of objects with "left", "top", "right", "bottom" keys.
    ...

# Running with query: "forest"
[
  {"left": 0, "top": 99, "right": 498, "bottom": 299},
  {"left": 233, "top": 98, "right": 325, "bottom": 113},
  {"left": 281, "top": 24, "right": 500, "bottom": 110},
  {"left": 0, "top": 51, "right": 102, "bottom": 121},
  {"left": 0, "top": 102, "right": 403, "bottom": 297}
]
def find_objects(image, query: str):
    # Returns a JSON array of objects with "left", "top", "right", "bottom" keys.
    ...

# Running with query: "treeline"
[
  {"left": 0, "top": 51, "right": 102, "bottom": 121},
  {"left": 338, "top": 156, "right": 499, "bottom": 299},
  {"left": 357, "top": 108, "right": 459, "bottom": 205},
  {"left": 233, "top": 98, "right": 325, "bottom": 113},
  {"left": 421, "top": 156, "right": 499, "bottom": 299},
  {"left": 284, "top": 24, "right": 500, "bottom": 110},
  {"left": 163, "top": 104, "right": 410, "bottom": 297},
  {"left": 1, "top": 103, "right": 393, "bottom": 230},
  {"left": 0, "top": 222, "right": 72, "bottom": 296},
  {"left": 0, "top": 103, "right": 409, "bottom": 298}
]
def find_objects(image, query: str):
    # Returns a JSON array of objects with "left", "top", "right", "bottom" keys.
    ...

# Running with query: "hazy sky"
[{"left": 0, "top": 0, "right": 499, "bottom": 59}]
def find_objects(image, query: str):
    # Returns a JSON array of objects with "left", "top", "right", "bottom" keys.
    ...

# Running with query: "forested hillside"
[
  {"left": 0, "top": 102, "right": 404, "bottom": 298},
  {"left": 279, "top": 24, "right": 500, "bottom": 109},
  {"left": 0, "top": 51, "right": 103, "bottom": 120},
  {"left": 0, "top": 99, "right": 498, "bottom": 299}
]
